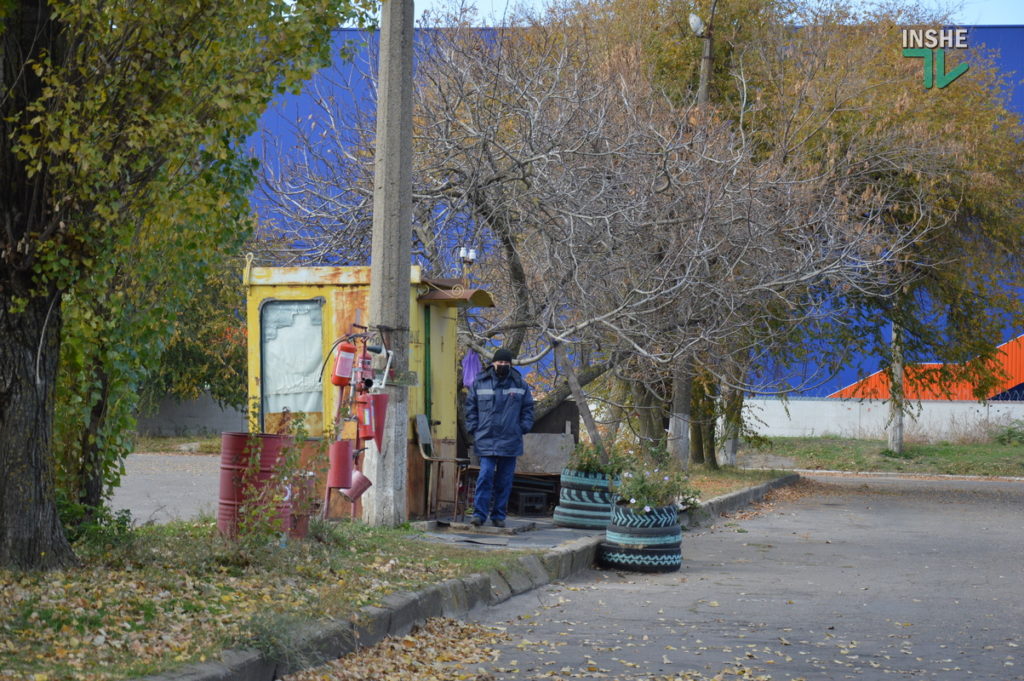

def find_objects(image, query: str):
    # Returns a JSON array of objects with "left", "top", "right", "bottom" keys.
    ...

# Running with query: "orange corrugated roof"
[{"left": 829, "top": 333, "right": 1024, "bottom": 400}]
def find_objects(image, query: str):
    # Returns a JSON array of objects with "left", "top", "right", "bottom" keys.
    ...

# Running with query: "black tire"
[
  {"left": 553, "top": 469, "right": 615, "bottom": 529},
  {"left": 552, "top": 507, "right": 609, "bottom": 529},
  {"left": 597, "top": 542, "right": 681, "bottom": 573},
  {"left": 605, "top": 523, "right": 681, "bottom": 548},
  {"left": 558, "top": 486, "right": 614, "bottom": 505}
]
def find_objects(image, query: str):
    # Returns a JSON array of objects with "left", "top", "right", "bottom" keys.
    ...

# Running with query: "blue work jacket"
[{"left": 465, "top": 366, "right": 535, "bottom": 457}]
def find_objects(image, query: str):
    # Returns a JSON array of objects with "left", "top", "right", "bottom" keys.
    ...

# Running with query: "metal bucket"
[
  {"left": 370, "top": 393, "right": 389, "bottom": 449},
  {"left": 341, "top": 469, "right": 373, "bottom": 502},
  {"left": 327, "top": 440, "right": 353, "bottom": 489}
]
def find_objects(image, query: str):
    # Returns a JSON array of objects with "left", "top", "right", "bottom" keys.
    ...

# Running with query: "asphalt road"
[
  {"left": 473, "top": 475, "right": 1024, "bottom": 680},
  {"left": 109, "top": 453, "right": 220, "bottom": 524}
]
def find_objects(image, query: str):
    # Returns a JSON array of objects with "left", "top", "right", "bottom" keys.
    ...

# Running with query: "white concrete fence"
[
  {"left": 744, "top": 397, "right": 1024, "bottom": 442},
  {"left": 137, "top": 393, "right": 1024, "bottom": 445}
]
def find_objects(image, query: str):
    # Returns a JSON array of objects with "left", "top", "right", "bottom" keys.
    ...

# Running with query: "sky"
[{"left": 411, "top": 0, "right": 1024, "bottom": 25}]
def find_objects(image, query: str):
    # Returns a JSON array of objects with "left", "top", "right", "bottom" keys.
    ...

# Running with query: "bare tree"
[{"left": 255, "top": 6, "right": 955, "bottom": 454}]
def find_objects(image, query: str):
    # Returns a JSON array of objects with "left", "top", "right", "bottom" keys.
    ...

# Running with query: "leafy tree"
[
  {"left": 0, "top": 0, "right": 373, "bottom": 570},
  {"left": 53, "top": 171, "right": 254, "bottom": 526},
  {"left": 741, "top": 3, "right": 1024, "bottom": 451},
  {"left": 141, "top": 259, "right": 250, "bottom": 412},
  {"left": 567, "top": 0, "right": 1024, "bottom": 460}
]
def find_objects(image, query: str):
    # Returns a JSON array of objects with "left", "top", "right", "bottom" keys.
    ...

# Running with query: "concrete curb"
[
  {"left": 795, "top": 468, "right": 1024, "bottom": 482},
  {"left": 684, "top": 473, "right": 801, "bottom": 528},
  {"left": 137, "top": 475, "right": 798, "bottom": 681}
]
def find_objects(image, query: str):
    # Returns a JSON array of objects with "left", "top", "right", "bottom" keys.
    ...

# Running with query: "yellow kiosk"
[{"left": 243, "top": 261, "right": 492, "bottom": 520}]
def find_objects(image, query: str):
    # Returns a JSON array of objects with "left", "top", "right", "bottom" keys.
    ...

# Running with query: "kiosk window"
[{"left": 260, "top": 300, "right": 323, "bottom": 430}]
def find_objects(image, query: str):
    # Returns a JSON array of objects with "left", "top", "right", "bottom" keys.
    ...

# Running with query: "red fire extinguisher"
[
  {"left": 331, "top": 341, "right": 357, "bottom": 387},
  {"left": 356, "top": 351, "right": 374, "bottom": 386},
  {"left": 356, "top": 392, "right": 375, "bottom": 441}
]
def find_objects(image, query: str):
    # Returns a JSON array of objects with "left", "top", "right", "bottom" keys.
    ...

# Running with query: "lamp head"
[{"left": 688, "top": 12, "right": 705, "bottom": 36}]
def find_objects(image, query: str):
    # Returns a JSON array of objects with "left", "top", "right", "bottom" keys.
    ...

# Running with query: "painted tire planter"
[
  {"left": 597, "top": 502, "right": 681, "bottom": 573},
  {"left": 552, "top": 468, "right": 616, "bottom": 529}
]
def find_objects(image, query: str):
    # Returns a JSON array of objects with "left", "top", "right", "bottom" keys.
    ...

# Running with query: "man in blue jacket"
[{"left": 465, "top": 347, "right": 534, "bottom": 527}]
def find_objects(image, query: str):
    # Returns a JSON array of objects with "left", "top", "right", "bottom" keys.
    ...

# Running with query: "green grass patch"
[
  {"left": 749, "top": 436, "right": 1024, "bottom": 476},
  {"left": 0, "top": 517, "right": 523, "bottom": 681}
]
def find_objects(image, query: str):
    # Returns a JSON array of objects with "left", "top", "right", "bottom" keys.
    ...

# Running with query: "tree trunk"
[
  {"left": 702, "top": 379, "right": 719, "bottom": 470},
  {"left": 689, "top": 378, "right": 706, "bottom": 465},
  {"left": 888, "top": 321, "right": 905, "bottom": 455},
  {"left": 532, "top": 360, "right": 610, "bottom": 423},
  {"left": 702, "top": 421, "right": 718, "bottom": 468},
  {"left": 630, "top": 382, "right": 663, "bottom": 446},
  {"left": 553, "top": 341, "right": 605, "bottom": 463},
  {"left": 602, "top": 377, "right": 630, "bottom": 447},
  {"left": 76, "top": 362, "right": 111, "bottom": 518},
  {"left": 0, "top": 290, "right": 76, "bottom": 569},
  {"left": 667, "top": 357, "right": 692, "bottom": 469},
  {"left": 721, "top": 388, "right": 742, "bottom": 467}
]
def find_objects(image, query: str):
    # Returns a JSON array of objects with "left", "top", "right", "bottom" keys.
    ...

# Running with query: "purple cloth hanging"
[{"left": 461, "top": 350, "right": 483, "bottom": 388}]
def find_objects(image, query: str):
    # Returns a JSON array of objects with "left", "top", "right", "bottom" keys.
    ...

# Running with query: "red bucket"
[
  {"left": 341, "top": 470, "right": 373, "bottom": 502},
  {"left": 327, "top": 440, "right": 353, "bottom": 489},
  {"left": 370, "top": 393, "right": 389, "bottom": 450}
]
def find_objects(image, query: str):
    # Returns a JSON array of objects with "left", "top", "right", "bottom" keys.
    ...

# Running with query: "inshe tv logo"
[{"left": 902, "top": 28, "right": 969, "bottom": 89}]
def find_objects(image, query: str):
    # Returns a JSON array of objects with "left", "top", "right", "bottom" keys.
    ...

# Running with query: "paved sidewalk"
[
  {"left": 473, "top": 474, "right": 1024, "bottom": 680},
  {"left": 110, "top": 453, "right": 220, "bottom": 524},
  {"left": 116, "top": 452, "right": 799, "bottom": 681}
]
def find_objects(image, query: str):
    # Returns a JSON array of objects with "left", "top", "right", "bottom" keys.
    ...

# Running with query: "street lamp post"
[{"left": 689, "top": 0, "right": 719, "bottom": 107}]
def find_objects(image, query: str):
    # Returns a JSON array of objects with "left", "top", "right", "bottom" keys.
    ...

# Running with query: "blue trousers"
[{"left": 474, "top": 455, "right": 517, "bottom": 522}]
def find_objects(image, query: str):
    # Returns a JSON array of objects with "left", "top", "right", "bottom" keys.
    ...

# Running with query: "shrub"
[
  {"left": 611, "top": 446, "right": 700, "bottom": 512},
  {"left": 565, "top": 442, "right": 629, "bottom": 477},
  {"left": 995, "top": 420, "right": 1024, "bottom": 446}
]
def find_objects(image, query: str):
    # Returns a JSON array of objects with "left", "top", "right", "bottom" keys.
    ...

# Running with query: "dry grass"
[
  {"left": 687, "top": 466, "right": 786, "bottom": 500},
  {"left": 0, "top": 519, "right": 525, "bottom": 681},
  {"left": 0, "top": 459, "right": 792, "bottom": 681}
]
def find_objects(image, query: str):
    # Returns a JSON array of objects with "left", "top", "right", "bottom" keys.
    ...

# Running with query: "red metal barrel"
[{"left": 217, "top": 432, "right": 293, "bottom": 538}]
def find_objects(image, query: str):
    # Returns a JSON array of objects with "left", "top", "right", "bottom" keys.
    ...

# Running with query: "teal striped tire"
[
  {"left": 558, "top": 486, "right": 613, "bottom": 505},
  {"left": 553, "top": 507, "right": 608, "bottom": 529},
  {"left": 597, "top": 542, "right": 681, "bottom": 573},
  {"left": 559, "top": 468, "right": 612, "bottom": 488},
  {"left": 610, "top": 503, "right": 678, "bottom": 529},
  {"left": 552, "top": 469, "right": 615, "bottom": 529},
  {"left": 605, "top": 523, "right": 682, "bottom": 548},
  {"left": 600, "top": 503, "right": 682, "bottom": 572}
]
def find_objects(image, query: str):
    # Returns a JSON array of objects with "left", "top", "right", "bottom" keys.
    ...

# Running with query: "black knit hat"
[{"left": 492, "top": 348, "right": 514, "bottom": 363}]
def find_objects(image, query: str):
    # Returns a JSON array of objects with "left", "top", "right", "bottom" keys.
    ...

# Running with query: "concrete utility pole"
[{"left": 365, "top": 0, "right": 414, "bottom": 526}]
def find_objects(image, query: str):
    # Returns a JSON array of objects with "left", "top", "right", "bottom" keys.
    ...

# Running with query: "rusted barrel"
[{"left": 217, "top": 432, "right": 293, "bottom": 538}]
